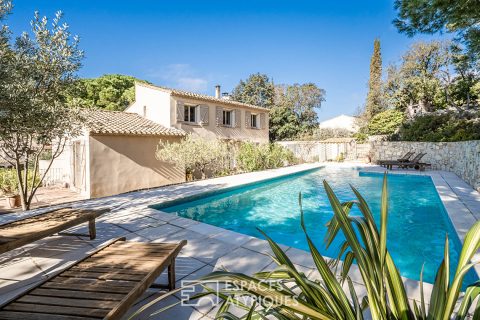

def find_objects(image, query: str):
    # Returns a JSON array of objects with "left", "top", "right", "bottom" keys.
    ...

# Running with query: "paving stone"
[
  {"left": 135, "top": 223, "right": 183, "bottom": 240},
  {"left": 187, "top": 223, "right": 226, "bottom": 237},
  {"left": 241, "top": 238, "right": 289, "bottom": 256},
  {"left": 179, "top": 237, "right": 239, "bottom": 264},
  {"left": 170, "top": 217, "right": 201, "bottom": 228},
  {"left": 209, "top": 230, "right": 255, "bottom": 246},
  {"left": 213, "top": 247, "right": 272, "bottom": 275}
]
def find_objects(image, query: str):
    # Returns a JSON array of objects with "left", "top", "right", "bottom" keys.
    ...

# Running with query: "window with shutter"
[
  {"left": 222, "top": 110, "right": 232, "bottom": 126},
  {"left": 183, "top": 104, "right": 199, "bottom": 123},
  {"left": 251, "top": 114, "right": 259, "bottom": 129}
]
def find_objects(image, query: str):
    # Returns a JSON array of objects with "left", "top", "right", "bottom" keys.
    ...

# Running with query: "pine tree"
[{"left": 365, "top": 39, "right": 383, "bottom": 120}]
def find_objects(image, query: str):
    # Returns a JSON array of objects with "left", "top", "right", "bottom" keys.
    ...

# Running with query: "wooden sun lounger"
[
  {"left": 378, "top": 151, "right": 414, "bottom": 165},
  {"left": 0, "top": 207, "right": 109, "bottom": 255},
  {"left": 0, "top": 237, "right": 187, "bottom": 320},
  {"left": 382, "top": 153, "right": 429, "bottom": 170}
]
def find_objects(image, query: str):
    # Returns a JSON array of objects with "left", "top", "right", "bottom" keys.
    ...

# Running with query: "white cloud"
[{"left": 147, "top": 64, "right": 209, "bottom": 93}]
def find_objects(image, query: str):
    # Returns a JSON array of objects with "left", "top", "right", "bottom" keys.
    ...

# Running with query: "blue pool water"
[{"left": 152, "top": 166, "right": 477, "bottom": 285}]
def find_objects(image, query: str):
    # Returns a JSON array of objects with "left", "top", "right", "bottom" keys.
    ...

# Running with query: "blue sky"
[{"left": 6, "top": 1, "right": 439, "bottom": 121}]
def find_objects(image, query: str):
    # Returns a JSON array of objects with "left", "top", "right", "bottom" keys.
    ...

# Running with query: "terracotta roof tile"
[
  {"left": 85, "top": 109, "right": 185, "bottom": 136},
  {"left": 136, "top": 82, "right": 270, "bottom": 112}
]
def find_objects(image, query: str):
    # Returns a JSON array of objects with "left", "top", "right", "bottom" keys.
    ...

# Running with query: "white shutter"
[
  {"left": 234, "top": 109, "right": 241, "bottom": 128},
  {"left": 200, "top": 105, "right": 209, "bottom": 125},
  {"left": 216, "top": 106, "right": 223, "bottom": 126},
  {"left": 245, "top": 111, "right": 251, "bottom": 128},
  {"left": 260, "top": 113, "right": 266, "bottom": 129},
  {"left": 176, "top": 101, "right": 184, "bottom": 122}
]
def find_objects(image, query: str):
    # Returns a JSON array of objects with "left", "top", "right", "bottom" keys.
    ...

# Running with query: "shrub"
[
  {"left": 0, "top": 169, "right": 18, "bottom": 196},
  {"left": 156, "top": 135, "right": 231, "bottom": 179},
  {"left": 299, "top": 128, "right": 353, "bottom": 141},
  {"left": 134, "top": 175, "right": 480, "bottom": 319},
  {"left": 398, "top": 114, "right": 480, "bottom": 142},
  {"left": 237, "top": 142, "right": 297, "bottom": 172},
  {"left": 367, "top": 109, "right": 405, "bottom": 135}
]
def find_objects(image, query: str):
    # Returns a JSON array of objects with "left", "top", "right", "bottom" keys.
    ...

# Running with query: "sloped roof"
[
  {"left": 136, "top": 82, "right": 270, "bottom": 112},
  {"left": 319, "top": 114, "right": 359, "bottom": 132},
  {"left": 85, "top": 109, "right": 185, "bottom": 136}
]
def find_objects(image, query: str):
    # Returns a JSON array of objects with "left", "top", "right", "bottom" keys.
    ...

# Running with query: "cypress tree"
[{"left": 365, "top": 39, "right": 383, "bottom": 120}]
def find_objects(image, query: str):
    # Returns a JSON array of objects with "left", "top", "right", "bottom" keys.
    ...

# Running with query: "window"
[
  {"left": 184, "top": 105, "right": 198, "bottom": 123},
  {"left": 222, "top": 110, "right": 232, "bottom": 126},
  {"left": 251, "top": 114, "right": 259, "bottom": 129}
]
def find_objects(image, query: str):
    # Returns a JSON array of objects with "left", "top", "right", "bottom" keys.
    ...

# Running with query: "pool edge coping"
[{"left": 150, "top": 163, "right": 480, "bottom": 304}]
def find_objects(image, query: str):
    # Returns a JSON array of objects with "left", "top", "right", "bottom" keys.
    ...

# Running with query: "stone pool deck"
[{"left": 0, "top": 163, "right": 479, "bottom": 319}]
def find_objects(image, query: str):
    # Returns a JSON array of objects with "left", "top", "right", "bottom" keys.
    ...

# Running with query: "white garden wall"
[{"left": 370, "top": 140, "right": 480, "bottom": 191}]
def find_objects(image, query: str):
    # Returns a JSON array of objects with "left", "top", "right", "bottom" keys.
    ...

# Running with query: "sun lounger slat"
[
  {"left": 0, "top": 311, "right": 97, "bottom": 320},
  {"left": 30, "top": 288, "right": 124, "bottom": 301},
  {"left": 18, "top": 295, "right": 118, "bottom": 309},
  {"left": 3, "top": 303, "right": 107, "bottom": 318},
  {"left": 0, "top": 237, "right": 187, "bottom": 320},
  {"left": 60, "top": 270, "right": 146, "bottom": 281},
  {"left": 72, "top": 261, "right": 159, "bottom": 271},
  {"left": 69, "top": 265, "right": 149, "bottom": 275},
  {"left": 42, "top": 282, "right": 133, "bottom": 294},
  {"left": 0, "top": 208, "right": 109, "bottom": 254},
  {"left": 48, "top": 276, "right": 137, "bottom": 287}
]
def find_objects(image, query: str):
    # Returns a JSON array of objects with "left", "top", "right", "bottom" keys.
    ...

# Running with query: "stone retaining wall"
[{"left": 370, "top": 140, "right": 480, "bottom": 191}]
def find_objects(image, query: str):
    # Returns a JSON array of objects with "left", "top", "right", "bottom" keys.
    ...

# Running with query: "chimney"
[{"left": 215, "top": 85, "right": 221, "bottom": 99}]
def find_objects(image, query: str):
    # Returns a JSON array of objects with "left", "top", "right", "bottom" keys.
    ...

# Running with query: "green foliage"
[
  {"left": 383, "top": 41, "right": 452, "bottom": 111},
  {"left": 73, "top": 74, "right": 140, "bottom": 111},
  {"left": 353, "top": 132, "right": 368, "bottom": 143},
  {"left": 133, "top": 175, "right": 480, "bottom": 319},
  {"left": 393, "top": 0, "right": 480, "bottom": 60},
  {"left": 367, "top": 109, "right": 405, "bottom": 135},
  {"left": 398, "top": 114, "right": 480, "bottom": 142},
  {"left": 0, "top": 168, "right": 18, "bottom": 195},
  {"left": 231, "top": 73, "right": 275, "bottom": 109},
  {"left": 268, "top": 104, "right": 301, "bottom": 141},
  {"left": 0, "top": 2, "right": 85, "bottom": 210},
  {"left": 365, "top": 39, "right": 384, "bottom": 120},
  {"left": 236, "top": 142, "right": 296, "bottom": 172},
  {"left": 156, "top": 135, "right": 230, "bottom": 179},
  {"left": 0, "top": 168, "right": 38, "bottom": 196},
  {"left": 274, "top": 83, "right": 325, "bottom": 140},
  {"left": 231, "top": 74, "right": 325, "bottom": 141}
]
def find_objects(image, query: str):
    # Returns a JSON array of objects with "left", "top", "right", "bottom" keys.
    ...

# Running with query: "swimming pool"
[{"left": 151, "top": 166, "right": 476, "bottom": 284}]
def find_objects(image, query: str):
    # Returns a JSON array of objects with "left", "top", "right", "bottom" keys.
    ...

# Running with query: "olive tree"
[
  {"left": 156, "top": 135, "right": 231, "bottom": 180},
  {"left": 0, "top": 1, "right": 85, "bottom": 210}
]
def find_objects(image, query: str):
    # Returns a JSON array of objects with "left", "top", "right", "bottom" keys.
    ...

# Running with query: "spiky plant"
[{"left": 132, "top": 174, "right": 480, "bottom": 319}]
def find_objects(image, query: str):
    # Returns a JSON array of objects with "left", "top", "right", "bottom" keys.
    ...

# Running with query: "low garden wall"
[{"left": 370, "top": 140, "right": 480, "bottom": 191}]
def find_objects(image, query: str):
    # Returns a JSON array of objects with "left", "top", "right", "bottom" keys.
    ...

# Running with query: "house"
[
  {"left": 43, "top": 110, "right": 186, "bottom": 198},
  {"left": 319, "top": 114, "right": 359, "bottom": 133},
  {"left": 126, "top": 82, "right": 270, "bottom": 143}
]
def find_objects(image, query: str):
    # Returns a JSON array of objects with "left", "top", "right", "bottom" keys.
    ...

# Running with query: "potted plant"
[{"left": 0, "top": 169, "right": 20, "bottom": 209}]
